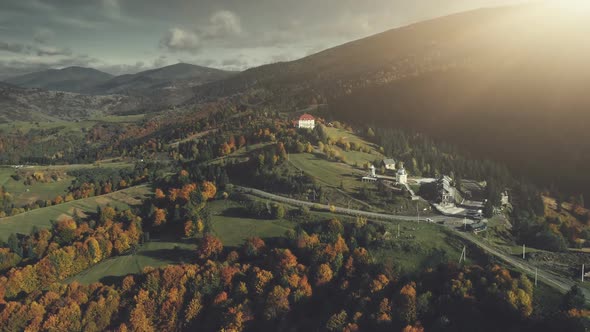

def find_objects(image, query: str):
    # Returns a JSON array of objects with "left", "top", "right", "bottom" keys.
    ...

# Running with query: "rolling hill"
[
  {"left": 0, "top": 63, "right": 237, "bottom": 122},
  {"left": 0, "top": 84, "right": 141, "bottom": 123},
  {"left": 5, "top": 66, "right": 113, "bottom": 93},
  {"left": 89, "top": 63, "right": 236, "bottom": 95},
  {"left": 192, "top": 3, "right": 590, "bottom": 198}
]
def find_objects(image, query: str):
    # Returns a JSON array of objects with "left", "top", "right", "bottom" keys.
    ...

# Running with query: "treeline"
[
  {"left": 142, "top": 164, "right": 231, "bottom": 238},
  {"left": 0, "top": 207, "right": 142, "bottom": 299},
  {"left": 67, "top": 163, "right": 165, "bottom": 199},
  {"left": 0, "top": 162, "right": 166, "bottom": 219},
  {"left": 1, "top": 216, "right": 587, "bottom": 331}
]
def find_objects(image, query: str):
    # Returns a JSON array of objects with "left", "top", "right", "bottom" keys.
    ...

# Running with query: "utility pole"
[
  {"left": 397, "top": 224, "right": 400, "bottom": 238},
  {"left": 522, "top": 244, "right": 526, "bottom": 260},
  {"left": 535, "top": 268, "right": 538, "bottom": 287},
  {"left": 583, "top": 264, "right": 585, "bottom": 282},
  {"left": 459, "top": 246, "right": 466, "bottom": 264}
]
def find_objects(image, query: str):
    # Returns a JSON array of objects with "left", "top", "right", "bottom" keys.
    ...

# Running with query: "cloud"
[
  {"left": 220, "top": 57, "right": 250, "bottom": 70},
  {"left": 36, "top": 45, "right": 72, "bottom": 56},
  {"left": 102, "top": 0, "right": 122, "bottom": 20},
  {"left": 270, "top": 53, "right": 295, "bottom": 63},
  {"left": 0, "top": 40, "right": 73, "bottom": 57},
  {"left": 160, "top": 28, "right": 200, "bottom": 52},
  {"left": 0, "top": 53, "right": 100, "bottom": 79},
  {"left": 203, "top": 10, "right": 242, "bottom": 38},
  {"left": 153, "top": 55, "right": 168, "bottom": 68},
  {"left": 159, "top": 10, "right": 242, "bottom": 53},
  {"left": 33, "top": 28, "right": 55, "bottom": 44},
  {"left": 0, "top": 41, "right": 31, "bottom": 54}
]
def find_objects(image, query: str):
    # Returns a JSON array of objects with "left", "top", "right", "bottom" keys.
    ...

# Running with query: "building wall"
[
  {"left": 298, "top": 119, "right": 315, "bottom": 129},
  {"left": 397, "top": 174, "right": 407, "bottom": 184}
]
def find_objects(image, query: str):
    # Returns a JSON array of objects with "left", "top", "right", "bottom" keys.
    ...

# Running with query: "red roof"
[{"left": 299, "top": 113, "right": 315, "bottom": 121}]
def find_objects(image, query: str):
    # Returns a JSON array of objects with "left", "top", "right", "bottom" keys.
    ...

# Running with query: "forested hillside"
[{"left": 190, "top": 4, "right": 590, "bottom": 199}]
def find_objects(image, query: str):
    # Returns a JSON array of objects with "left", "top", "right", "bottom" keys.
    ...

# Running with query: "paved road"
[
  {"left": 455, "top": 232, "right": 590, "bottom": 299},
  {"left": 236, "top": 185, "right": 586, "bottom": 299},
  {"left": 236, "top": 186, "right": 461, "bottom": 223}
]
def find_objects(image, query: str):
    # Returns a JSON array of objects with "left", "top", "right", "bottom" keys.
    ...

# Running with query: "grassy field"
[
  {"left": 67, "top": 240, "right": 196, "bottom": 285},
  {"left": 14, "top": 160, "right": 135, "bottom": 171},
  {"left": 288, "top": 153, "right": 364, "bottom": 191},
  {"left": 324, "top": 127, "right": 383, "bottom": 166},
  {"left": 67, "top": 199, "right": 296, "bottom": 284},
  {"left": 0, "top": 162, "right": 135, "bottom": 207},
  {"left": 0, "top": 167, "right": 73, "bottom": 206},
  {"left": 372, "top": 221, "right": 468, "bottom": 274},
  {"left": 0, "top": 185, "right": 151, "bottom": 242},
  {"left": 325, "top": 127, "right": 372, "bottom": 146},
  {"left": 0, "top": 115, "right": 145, "bottom": 134},
  {"left": 209, "top": 200, "right": 296, "bottom": 247}
]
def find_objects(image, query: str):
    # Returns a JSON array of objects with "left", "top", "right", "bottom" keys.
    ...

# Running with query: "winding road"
[{"left": 236, "top": 185, "right": 588, "bottom": 299}]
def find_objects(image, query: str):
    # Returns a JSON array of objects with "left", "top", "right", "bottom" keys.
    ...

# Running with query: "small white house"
[
  {"left": 382, "top": 158, "right": 396, "bottom": 170},
  {"left": 396, "top": 166, "right": 408, "bottom": 185},
  {"left": 297, "top": 113, "right": 315, "bottom": 129}
]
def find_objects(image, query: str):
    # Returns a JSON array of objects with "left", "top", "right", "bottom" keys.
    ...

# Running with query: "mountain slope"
[
  {"left": 6, "top": 67, "right": 114, "bottom": 93},
  {"left": 0, "top": 84, "right": 142, "bottom": 123},
  {"left": 193, "top": 4, "right": 590, "bottom": 197},
  {"left": 92, "top": 63, "right": 236, "bottom": 94}
]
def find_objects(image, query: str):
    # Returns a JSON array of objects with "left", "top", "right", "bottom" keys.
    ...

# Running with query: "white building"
[
  {"left": 382, "top": 158, "right": 396, "bottom": 170},
  {"left": 396, "top": 166, "right": 408, "bottom": 185},
  {"left": 297, "top": 113, "right": 316, "bottom": 129}
]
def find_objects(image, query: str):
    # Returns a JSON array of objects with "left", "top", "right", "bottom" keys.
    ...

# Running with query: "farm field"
[{"left": 0, "top": 185, "right": 151, "bottom": 241}]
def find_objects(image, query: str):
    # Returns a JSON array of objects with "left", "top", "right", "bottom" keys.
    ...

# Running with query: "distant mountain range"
[
  {"left": 0, "top": 84, "right": 141, "bottom": 123},
  {"left": 5, "top": 67, "right": 113, "bottom": 93},
  {"left": 91, "top": 63, "right": 236, "bottom": 95},
  {"left": 4, "top": 63, "right": 236, "bottom": 95}
]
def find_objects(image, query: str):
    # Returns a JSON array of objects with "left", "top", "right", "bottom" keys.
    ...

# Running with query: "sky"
[{"left": 0, "top": 0, "right": 525, "bottom": 79}]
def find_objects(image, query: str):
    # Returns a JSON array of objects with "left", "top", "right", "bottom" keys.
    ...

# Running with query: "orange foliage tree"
[{"left": 197, "top": 234, "right": 223, "bottom": 260}]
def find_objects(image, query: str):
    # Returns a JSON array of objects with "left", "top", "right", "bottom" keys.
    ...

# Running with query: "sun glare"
[{"left": 551, "top": 0, "right": 590, "bottom": 11}]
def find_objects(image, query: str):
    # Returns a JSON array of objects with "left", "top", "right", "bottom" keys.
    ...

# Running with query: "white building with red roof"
[{"left": 297, "top": 113, "right": 316, "bottom": 129}]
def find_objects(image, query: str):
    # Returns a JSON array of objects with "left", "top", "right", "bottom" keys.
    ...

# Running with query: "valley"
[{"left": 1, "top": 2, "right": 589, "bottom": 331}]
